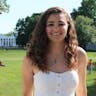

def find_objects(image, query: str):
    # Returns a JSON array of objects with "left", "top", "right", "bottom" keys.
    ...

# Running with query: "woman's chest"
[{"left": 34, "top": 70, "right": 79, "bottom": 94}]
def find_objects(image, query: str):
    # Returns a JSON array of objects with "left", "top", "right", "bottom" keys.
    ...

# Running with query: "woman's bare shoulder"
[
  {"left": 23, "top": 55, "right": 32, "bottom": 64},
  {"left": 22, "top": 55, "right": 33, "bottom": 71},
  {"left": 77, "top": 46, "right": 87, "bottom": 57},
  {"left": 23, "top": 55, "right": 39, "bottom": 73},
  {"left": 77, "top": 46, "right": 88, "bottom": 65}
]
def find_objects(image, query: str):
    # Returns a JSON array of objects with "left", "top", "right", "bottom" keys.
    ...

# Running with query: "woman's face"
[{"left": 46, "top": 13, "right": 68, "bottom": 43}]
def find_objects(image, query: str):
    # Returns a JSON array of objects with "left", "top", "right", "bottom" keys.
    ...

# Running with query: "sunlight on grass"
[
  {"left": 0, "top": 50, "right": 96, "bottom": 96},
  {"left": 0, "top": 49, "right": 26, "bottom": 96}
]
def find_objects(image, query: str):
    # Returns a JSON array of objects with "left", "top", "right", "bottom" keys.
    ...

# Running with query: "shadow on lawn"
[{"left": 87, "top": 78, "right": 96, "bottom": 96}]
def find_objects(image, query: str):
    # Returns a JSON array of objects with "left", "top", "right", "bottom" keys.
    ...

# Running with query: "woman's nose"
[{"left": 54, "top": 26, "right": 59, "bottom": 32}]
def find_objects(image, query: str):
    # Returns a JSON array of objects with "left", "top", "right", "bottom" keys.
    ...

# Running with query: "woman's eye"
[
  {"left": 58, "top": 23, "right": 65, "bottom": 26},
  {"left": 47, "top": 24, "right": 54, "bottom": 26}
]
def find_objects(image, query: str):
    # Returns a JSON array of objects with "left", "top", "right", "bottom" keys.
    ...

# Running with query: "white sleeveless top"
[{"left": 33, "top": 70, "right": 79, "bottom": 96}]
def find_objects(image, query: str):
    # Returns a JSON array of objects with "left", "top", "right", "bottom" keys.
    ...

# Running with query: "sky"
[{"left": 0, "top": 0, "right": 82, "bottom": 34}]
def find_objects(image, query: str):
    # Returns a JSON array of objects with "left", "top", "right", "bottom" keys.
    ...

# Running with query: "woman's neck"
[{"left": 48, "top": 42, "right": 65, "bottom": 55}]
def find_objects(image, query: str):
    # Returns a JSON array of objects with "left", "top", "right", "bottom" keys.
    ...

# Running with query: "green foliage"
[
  {"left": 4, "top": 31, "right": 15, "bottom": 36},
  {"left": 0, "top": 0, "right": 9, "bottom": 14},
  {"left": 75, "top": 15, "right": 96, "bottom": 48},
  {"left": 71, "top": 0, "right": 96, "bottom": 49},
  {"left": 71, "top": 0, "right": 96, "bottom": 19},
  {"left": 15, "top": 13, "right": 41, "bottom": 46}
]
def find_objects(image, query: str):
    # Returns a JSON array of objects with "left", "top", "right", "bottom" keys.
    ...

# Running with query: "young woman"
[{"left": 22, "top": 7, "right": 88, "bottom": 96}]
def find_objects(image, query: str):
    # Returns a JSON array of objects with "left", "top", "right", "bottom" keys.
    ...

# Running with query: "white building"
[{"left": 0, "top": 34, "right": 17, "bottom": 48}]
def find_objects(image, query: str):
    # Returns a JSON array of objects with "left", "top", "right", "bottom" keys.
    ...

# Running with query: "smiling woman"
[
  {"left": 46, "top": 13, "right": 68, "bottom": 43},
  {"left": 22, "top": 7, "right": 88, "bottom": 96}
]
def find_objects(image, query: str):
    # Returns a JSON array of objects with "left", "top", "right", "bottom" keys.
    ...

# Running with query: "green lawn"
[
  {"left": 87, "top": 71, "right": 96, "bottom": 96},
  {"left": 86, "top": 52, "right": 96, "bottom": 96},
  {"left": 0, "top": 50, "right": 96, "bottom": 96},
  {"left": 0, "top": 49, "right": 26, "bottom": 96},
  {"left": 87, "top": 52, "right": 96, "bottom": 62}
]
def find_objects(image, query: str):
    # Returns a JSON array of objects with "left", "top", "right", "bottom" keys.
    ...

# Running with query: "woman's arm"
[
  {"left": 76, "top": 47, "right": 88, "bottom": 96},
  {"left": 22, "top": 56, "right": 34, "bottom": 96}
]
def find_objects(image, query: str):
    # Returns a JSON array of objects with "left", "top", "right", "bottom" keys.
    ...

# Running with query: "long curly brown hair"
[{"left": 27, "top": 7, "right": 78, "bottom": 72}]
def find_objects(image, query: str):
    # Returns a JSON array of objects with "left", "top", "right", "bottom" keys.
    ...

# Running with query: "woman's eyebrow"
[
  {"left": 47, "top": 21, "right": 54, "bottom": 23},
  {"left": 58, "top": 20, "right": 65, "bottom": 23}
]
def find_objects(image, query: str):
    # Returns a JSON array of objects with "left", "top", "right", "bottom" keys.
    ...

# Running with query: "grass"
[
  {"left": 0, "top": 49, "right": 26, "bottom": 96},
  {"left": 87, "top": 71, "right": 96, "bottom": 96},
  {"left": 0, "top": 49, "right": 96, "bottom": 96},
  {"left": 86, "top": 52, "right": 96, "bottom": 96},
  {"left": 87, "top": 52, "right": 96, "bottom": 62}
]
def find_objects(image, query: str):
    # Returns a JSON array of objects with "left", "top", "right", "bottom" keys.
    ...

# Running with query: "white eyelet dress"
[{"left": 33, "top": 70, "right": 79, "bottom": 96}]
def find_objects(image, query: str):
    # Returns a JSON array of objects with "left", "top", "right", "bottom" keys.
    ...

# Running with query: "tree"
[
  {"left": 71, "top": 0, "right": 96, "bottom": 19},
  {"left": 71, "top": 0, "right": 96, "bottom": 50},
  {"left": 75, "top": 15, "right": 96, "bottom": 48},
  {"left": 15, "top": 18, "right": 27, "bottom": 46},
  {"left": 15, "top": 13, "right": 41, "bottom": 47},
  {"left": 5, "top": 31, "right": 15, "bottom": 36},
  {"left": 0, "top": 0, "right": 9, "bottom": 14}
]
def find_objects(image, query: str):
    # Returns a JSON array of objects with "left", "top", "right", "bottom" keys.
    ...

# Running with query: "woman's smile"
[{"left": 46, "top": 13, "right": 68, "bottom": 42}]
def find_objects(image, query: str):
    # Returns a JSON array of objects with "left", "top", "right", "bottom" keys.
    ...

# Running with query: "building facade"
[{"left": 0, "top": 34, "right": 17, "bottom": 48}]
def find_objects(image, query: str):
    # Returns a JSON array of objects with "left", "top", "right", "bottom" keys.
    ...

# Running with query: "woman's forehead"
[{"left": 47, "top": 13, "right": 67, "bottom": 22}]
